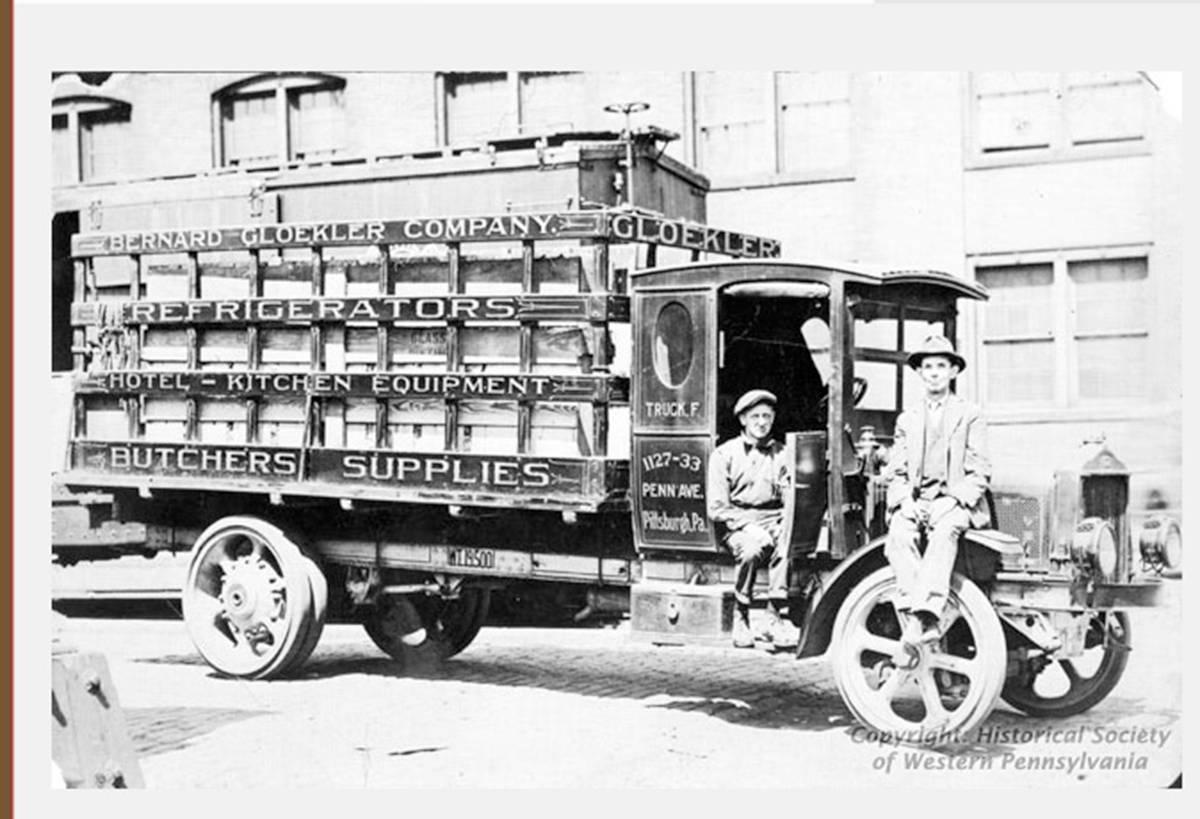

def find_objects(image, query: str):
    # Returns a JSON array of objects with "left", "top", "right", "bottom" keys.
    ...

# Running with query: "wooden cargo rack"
[{"left": 63, "top": 208, "right": 779, "bottom": 512}]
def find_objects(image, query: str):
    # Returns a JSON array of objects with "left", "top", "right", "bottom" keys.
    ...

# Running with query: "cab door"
[{"left": 631, "top": 290, "right": 718, "bottom": 552}]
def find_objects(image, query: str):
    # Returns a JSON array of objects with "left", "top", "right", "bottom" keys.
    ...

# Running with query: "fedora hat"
[
  {"left": 733, "top": 389, "right": 777, "bottom": 416},
  {"left": 907, "top": 334, "right": 966, "bottom": 371}
]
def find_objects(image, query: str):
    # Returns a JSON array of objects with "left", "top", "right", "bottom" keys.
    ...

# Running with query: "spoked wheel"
[
  {"left": 182, "top": 516, "right": 326, "bottom": 680},
  {"left": 1002, "top": 612, "right": 1130, "bottom": 718},
  {"left": 364, "top": 588, "right": 491, "bottom": 669},
  {"left": 831, "top": 567, "right": 1006, "bottom": 744}
]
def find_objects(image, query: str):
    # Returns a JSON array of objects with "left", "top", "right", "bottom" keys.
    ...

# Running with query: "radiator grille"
[{"left": 992, "top": 492, "right": 1045, "bottom": 564}]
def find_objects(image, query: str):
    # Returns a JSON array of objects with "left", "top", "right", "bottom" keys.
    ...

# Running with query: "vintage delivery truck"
[{"left": 55, "top": 128, "right": 1173, "bottom": 743}]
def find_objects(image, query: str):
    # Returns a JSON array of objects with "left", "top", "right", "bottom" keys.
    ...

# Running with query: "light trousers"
[
  {"left": 884, "top": 496, "right": 971, "bottom": 617},
  {"left": 724, "top": 516, "right": 788, "bottom": 606}
]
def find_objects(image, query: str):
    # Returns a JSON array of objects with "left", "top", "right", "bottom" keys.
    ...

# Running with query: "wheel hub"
[
  {"left": 894, "top": 642, "right": 922, "bottom": 670},
  {"left": 220, "top": 556, "right": 284, "bottom": 637}
]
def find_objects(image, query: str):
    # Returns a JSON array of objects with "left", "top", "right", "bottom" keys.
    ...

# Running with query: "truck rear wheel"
[
  {"left": 182, "top": 516, "right": 325, "bottom": 680},
  {"left": 364, "top": 589, "right": 491, "bottom": 669},
  {"left": 1001, "top": 612, "right": 1130, "bottom": 718},
  {"left": 279, "top": 549, "right": 328, "bottom": 676},
  {"left": 830, "top": 567, "right": 1006, "bottom": 744}
]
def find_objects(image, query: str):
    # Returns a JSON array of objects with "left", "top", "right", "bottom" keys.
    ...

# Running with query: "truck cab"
[{"left": 629, "top": 261, "right": 983, "bottom": 612}]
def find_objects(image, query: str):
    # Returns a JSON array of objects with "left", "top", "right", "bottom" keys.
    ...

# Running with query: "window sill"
[
  {"left": 984, "top": 401, "right": 1180, "bottom": 426},
  {"left": 706, "top": 168, "right": 855, "bottom": 192},
  {"left": 965, "top": 142, "right": 1152, "bottom": 172}
]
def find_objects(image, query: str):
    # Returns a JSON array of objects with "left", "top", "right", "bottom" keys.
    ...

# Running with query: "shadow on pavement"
[
  {"left": 125, "top": 705, "right": 272, "bottom": 758},
  {"left": 136, "top": 636, "right": 854, "bottom": 734},
  {"left": 131, "top": 635, "right": 1178, "bottom": 753}
]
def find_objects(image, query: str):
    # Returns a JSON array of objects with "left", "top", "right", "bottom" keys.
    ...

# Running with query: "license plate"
[{"left": 445, "top": 547, "right": 497, "bottom": 570}]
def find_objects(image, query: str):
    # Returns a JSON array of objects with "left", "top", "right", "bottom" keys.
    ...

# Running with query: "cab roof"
[{"left": 631, "top": 259, "right": 989, "bottom": 301}]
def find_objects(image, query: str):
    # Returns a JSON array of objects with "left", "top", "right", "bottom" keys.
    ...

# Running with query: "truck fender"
[
  {"left": 796, "top": 538, "right": 889, "bottom": 659},
  {"left": 796, "top": 529, "right": 1018, "bottom": 658}
]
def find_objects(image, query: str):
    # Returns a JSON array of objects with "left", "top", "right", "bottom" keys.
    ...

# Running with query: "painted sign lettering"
[
  {"left": 71, "top": 441, "right": 606, "bottom": 497},
  {"left": 71, "top": 211, "right": 780, "bottom": 260},
  {"left": 643, "top": 400, "right": 701, "bottom": 419},
  {"left": 96, "top": 443, "right": 303, "bottom": 478},
  {"left": 79, "top": 370, "right": 629, "bottom": 402},
  {"left": 336, "top": 451, "right": 554, "bottom": 488},
  {"left": 71, "top": 213, "right": 607, "bottom": 256},
  {"left": 633, "top": 437, "right": 711, "bottom": 548},
  {"left": 608, "top": 212, "right": 780, "bottom": 259},
  {"left": 71, "top": 295, "right": 629, "bottom": 327}
]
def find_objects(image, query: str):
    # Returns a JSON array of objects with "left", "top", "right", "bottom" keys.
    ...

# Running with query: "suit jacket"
[{"left": 886, "top": 393, "right": 992, "bottom": 528}]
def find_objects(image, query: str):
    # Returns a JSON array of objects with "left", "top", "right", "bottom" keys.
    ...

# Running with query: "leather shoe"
[
  {"left": 765, "top": 620, "right": 799, "bottom": 649},
  {"left": 732, "top": 610, "right": 755, "bottom": 648},
  {"left": 903, "top": 612, "right": 942, "bottom": 645},
  {"left": 757, "top": 609, "right": 800, "bottom": 649},
  {"left": 732, "top": 622, "right": 755, "bottom": 648}
]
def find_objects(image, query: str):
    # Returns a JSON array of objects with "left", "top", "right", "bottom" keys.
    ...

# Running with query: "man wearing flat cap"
[
  {"left": 885, "top": 335, "right": 992, "bottom": 644},
  {"left": 707, "top": 389, "right": 798, "bottom": 649}
]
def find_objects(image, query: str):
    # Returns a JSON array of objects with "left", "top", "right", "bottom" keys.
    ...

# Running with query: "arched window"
[
  {"left": 52, "top": 74, "right": 132, "bottom": 184},
  {"left": 212, "top": 72, "right": 347, "bottom": 167}
]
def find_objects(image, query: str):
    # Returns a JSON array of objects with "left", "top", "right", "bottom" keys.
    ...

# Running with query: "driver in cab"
[{"left": 707, "top": 389, "right": 799, "bottom": 650}]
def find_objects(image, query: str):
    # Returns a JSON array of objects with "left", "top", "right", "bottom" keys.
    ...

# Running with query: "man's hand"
[
  {"left": 928, "top": 495, "right": 961, "bottom": 524},
  {"left": 899, "top": 497, "right": 927, "bottom": 525},
  {"left": 740, "top": 524, "right": 775, "bottom": 551}
]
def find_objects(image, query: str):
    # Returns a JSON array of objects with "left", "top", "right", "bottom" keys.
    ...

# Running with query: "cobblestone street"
[{"left": 51, "top": 578, "right": 1182, "bottom": 790}]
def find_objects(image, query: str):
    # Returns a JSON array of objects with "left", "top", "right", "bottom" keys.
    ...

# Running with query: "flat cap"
[{"left": 733, "top": 389, "right": 777, "bottom": 417}]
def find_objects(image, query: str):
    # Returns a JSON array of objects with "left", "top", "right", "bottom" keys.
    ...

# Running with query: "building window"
[
  {"left": 975, "top": 263, "right": 1056, "bottom": 404},
  {"left": 214, "top": 73, "right": 346, "bottom": 167},
  {"left": 695, "top": 72, "right": 771, "bottom": 178},
  {"left": 519, "top": 72, "right": 586, "bottom": 134},
  {"left": 79, "top": 106, "right": 132, "bottom": 180},
  {"left": 776, "top": 71, "right": 852, "bottom": 173},
  {"left": 693, "top": 71, "right": 853, "bottom": 183},
  {"left": 444, "top": 72, "right": 514, "bottom": 144},
  {"left": 221, "top": 90, "right": 277, "bottom": 165},
  {"left": 971, "top": 71, "right": 1149, "bottom": 161},
  {"left": 51, "top": 89, "right": 132, "bottom": 184},
  {"left": 291, "top": 86, "right": 345, "bottom": 160},
  {"left": 439, "top": 71, "right": 684, "bottom": 152},
  {"left": 52, "top": 114, "right": 73, "bottom": 186},
  {"left": 974, "top": 253, "right": 1150, "bottom": 407},
  {"left": 1069, "top": 257, "right": 1148, "bottom": 400}
]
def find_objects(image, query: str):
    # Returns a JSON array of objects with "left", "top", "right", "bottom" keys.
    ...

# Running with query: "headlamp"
[
  {"left": 1071, "top": 517, "right": 1119, "bottom": 581},
  {"left": 1138, "top": 515, "right": 1182, "bottom": 573}
]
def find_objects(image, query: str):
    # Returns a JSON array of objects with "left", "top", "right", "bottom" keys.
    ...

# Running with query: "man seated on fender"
[
  {"left": 885, "top": 335, "right": 992, "bottom": 644},
  {"left": 707, "top": 389, "right": 799, "bottom": 650}
]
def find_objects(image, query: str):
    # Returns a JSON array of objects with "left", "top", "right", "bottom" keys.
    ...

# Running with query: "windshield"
[{"left": 850, "top": 295, "right": 954, "bottom": 442}]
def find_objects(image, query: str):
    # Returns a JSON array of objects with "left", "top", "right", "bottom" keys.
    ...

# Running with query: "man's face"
[
  {"left": 739, "top": 404, "right": 776, "bottom": 442},
  {"left": 919, "top": 356, "right": 959, "bottom": 396}
]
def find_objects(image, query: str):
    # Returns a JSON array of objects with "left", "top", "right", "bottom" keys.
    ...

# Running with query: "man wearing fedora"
[
  {"left": 707, "top": 389, "right": 798, "bottom": 649},
  {"left": 885, "top": 335, "right": 992, "bottom": 644}
]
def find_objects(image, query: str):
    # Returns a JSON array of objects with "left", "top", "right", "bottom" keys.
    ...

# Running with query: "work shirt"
[{"left": 706, "top": 434, "right": 791, "bottom": 531}]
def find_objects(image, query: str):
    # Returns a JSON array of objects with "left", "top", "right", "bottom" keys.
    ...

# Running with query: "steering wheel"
[
  {"left": 815, "top": 376, "right": 870, "bottom": 418},
  {"left": 852, "top": 376, "right": 868, "bottom": 406}
]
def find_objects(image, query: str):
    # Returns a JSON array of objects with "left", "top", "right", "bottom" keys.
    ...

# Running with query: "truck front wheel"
[
  {"left": 830, "top": 567, "right": 1006, "bottom": 744},
  {"left": 1001, "top": 612, "right": 1130, "bottom": 718}
]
